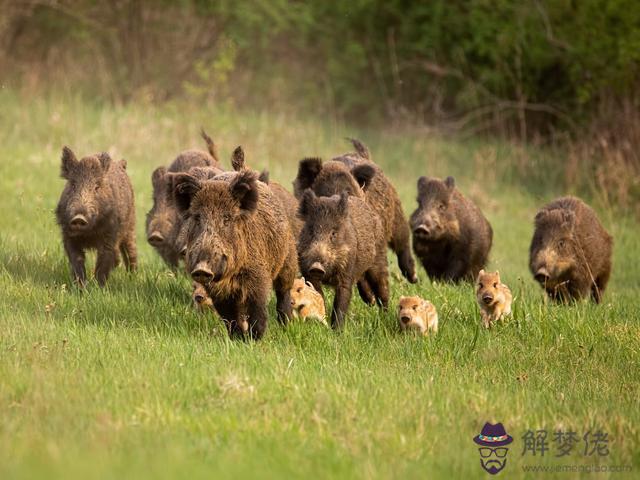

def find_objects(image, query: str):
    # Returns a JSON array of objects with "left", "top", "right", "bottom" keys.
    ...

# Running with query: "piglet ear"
[
  {"left": 230, "top": 169, "right": 259, "bottom": 213},
  {"left": 152, "top": 166, "right": 167, "bottom": 188},
  {"left": 61, "top": 146, "right": 78, "bottom": 179},
  {"left": 351, "top": 164, "right": 376, "bottom": 191},
  {"left": 172, "top": 173, "right": 202, "bottom": 213},
  {"left": 98, "top": 152, "right": 112, "bottom": 172},
  {"left": 445, "top": 176, "right": 455, "bottom": 189},
  {"left": 294, "top": 158, "right": 323, "bottom": 197},
  {"left": 298, "top": 189, "right": 317, "bottom": 219},
  {"left": 231, "top": 146, "right": 246, "bottom": 171}
]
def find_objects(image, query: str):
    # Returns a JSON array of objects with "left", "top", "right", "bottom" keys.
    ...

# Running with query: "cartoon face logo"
[{"left": 473, "top": 422, "right": 513, "bottom": 475}]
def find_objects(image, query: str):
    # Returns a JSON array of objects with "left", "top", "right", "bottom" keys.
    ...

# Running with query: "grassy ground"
[{"left": 0, "top": 90, "right": 638, "bottom": 479}]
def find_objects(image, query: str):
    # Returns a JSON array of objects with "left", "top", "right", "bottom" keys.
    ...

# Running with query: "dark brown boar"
[
  {"left": 297, "top": 190, "right": 389, "bottom": 329},
  {"left": 529, "top": 196, "right": 613, "bottom": 303},
  {"left": 146, "top": 130, "right": 220, "bottom": 268},
  {"left": 56, "top": 146, "right": 136, "bottom": 286},
  {"left": 173, "top": 170, "right": 297, "bottom": 340},
  {"left": 293, "top": 138, "right": 417, "bottom": 284},
  {"left": 410, "top": 176, "right": 492, "bottom": 282}
]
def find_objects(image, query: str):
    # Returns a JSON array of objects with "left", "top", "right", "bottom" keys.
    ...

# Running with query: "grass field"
[{"left": 0, "top": 90, "right": 638, "bottom": 479}]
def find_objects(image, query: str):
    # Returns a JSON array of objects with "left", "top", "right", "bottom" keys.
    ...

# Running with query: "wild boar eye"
[
  {"left": 493, "top": 283, "right": 498, "bottom": 288},
  {"left": 439, "top": 203, "right": 446, "bottom": 211},
  {"left": 479, "top": 283, "right": 483, "bottom": 288},
  {"left": 94, "top": 184, "right": 100, "bottom": 192},
  {"left": 330, "top": 230, "right": 338, "bottom": 240},
  {"left": 412, "top": 305, "right": 417, "bottom": 310},
  {"left": 296, "top": 287, "right": 303, "bottom": 293},
  {"left": 558, "top": 239, "right": 565, "bottom": 248}
]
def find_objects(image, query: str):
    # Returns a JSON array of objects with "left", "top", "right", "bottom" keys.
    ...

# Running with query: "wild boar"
[
  {"left": 290, "top": 277, "right": 327, "bottom": 325},
  {"left": 476, "top": 270, "right": 512, "bottom": 328},
  {"left": 529, "top": 196, "right": 613, "bottom": 303},
  {"left": 397, "top": 296, "right": 438, "bottom": 336},
  {"left": 410, "top": 176, "right": 492, "bottom": 282},
  {"left": 146, "top": 130, "right": 220, "bottom": 268},
  {"left": 293, "top": 138, "right": 417, "bottom": 283},
  {"left": 173, "top": 170, "right": 297, "bottom": 340},
  {"left": 56, "top": 146, "right": 136, "bottom": 286},
  {"left": 297, "top": 190, "right": 389, "bottom": 328}
]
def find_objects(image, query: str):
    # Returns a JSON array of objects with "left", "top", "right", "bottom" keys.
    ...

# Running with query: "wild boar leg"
[
  {"left": 95, "top": 244, "right": 120, "bottom": 286},
  {"left": 245, "top": 294, "right": 269, "bottom": 340},
  {"left": 331, "top": 281, "right": 354, "bottom": 329},
  {"left": 63, "top": 239, "right": 87, "bottom": 287},
  {"left": 443, "top": 256, "right": 468, "bottom": 282},
  {"left": 214, "top": 298, "right": 245, "bottom": 339},
  {"left": 366, "top": 267, "right": 389, "bottom": 309},
  {"left": 356, "top": 278, "right": 375, "bottom": 305},
  {"left": 120, "top": 234, "right": 138, "bottom": 272}
]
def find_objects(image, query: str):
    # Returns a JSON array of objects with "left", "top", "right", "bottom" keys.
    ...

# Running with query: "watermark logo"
[{"left": 473, "top": 422, "right": 514, "bottom": 475}]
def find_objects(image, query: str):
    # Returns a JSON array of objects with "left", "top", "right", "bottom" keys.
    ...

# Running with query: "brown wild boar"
[
  {"left": 173, "top": 170, "right": 297, "bottom": 340},
  {"left": 146, "top": 130, "right": 220, "bottom": 268},
  {"left": 397, "top": 296, "right": 438, "bottom": 335},
  {"left": 410, "top": 176, "right": 492, "bottom": 282},
  {"left": 529, "top": 196, "right": 612, "bottom": 303},
  {"left": 290, "top": 277, "right": 327, "bottom": 325},
  {"left": 476, "top": 270, "right": 512, "bottom": 328},
  {"left": 293, "top": 138, "right": 417, "bottom": 284},
  {"left": 297, "top": 190, "right": 389, "bottom": 328},
  {"left": 56, "top": 146, "right": 136, "bottom": 286}
]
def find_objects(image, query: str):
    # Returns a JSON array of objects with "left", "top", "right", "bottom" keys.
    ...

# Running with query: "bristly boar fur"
[
  {"left": 174, "top": 169, "right": 297, "bottom": 340},
  {"left": 410, "top": 176, "right": 492, "bottom": 282},
  {"left": 476, "top": 270, "right": 512, "bottom": 328},
  {"left": 146, "top": 130, "right": 221, "bottom": 268},
  {"left": 293, "top": 138, "right": 417, "bottom": 284},
  {"left": 297, "top": 190, "right": 389, "bottom": 329},
  {"left": 56, "top": 146, "right": 136, "bottom": 286},
  {"left": 529, "top": 196, "right": 612, "bottom": 303}
]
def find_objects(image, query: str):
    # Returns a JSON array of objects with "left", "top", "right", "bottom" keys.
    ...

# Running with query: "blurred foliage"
[{"left": 1, "top": 0, "right": 639, "bottom": 133}]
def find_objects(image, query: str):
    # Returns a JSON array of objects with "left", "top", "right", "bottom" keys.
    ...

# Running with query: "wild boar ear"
[
  {"left": 200, "top": 128, "right": 219, "bottom": 165},
  {"left": 258, "top": 169, "right": 270, "bottom": 184},
  {"left": 351, "top": 164, "right": 376, "bottom": 191},
  {"left": 152, "top": 166, "right": 167, "bottom": 188},
  {"left": 417, "top": 176, "right": 429, "bottom": 198},
  {"left": 231, "top": 146, "right": 245, "bottom": 171},
  {"left": 61, "top": 146, "right": 78, "bottom": 179},
  {"left": 337, "top": 191, "right": 349, "bottom": 216},
  {"left": 445, "top": 176, "right": 455, "bottom": 190},
  {"left": 173, "top": 173, "right": 202, "bottom": 212},
  {"left": 534, "top": 209, "right": 549, "bottom": 225},
  {"left": 98, "top": 152, "right": 112, "bottom": 172},
  {"left": 298, "top": 189, "right": 317, "bottom": 218},
  {"left": 230, "top": 169, "right": 259, "bottom": 213},
  {"left": 296, "top": 158, "right": 323, "bottom": 191},
  {"left": 347, "top": 137, "right": 371, "bottom": 160},
  {"left": 562, "top": 210, "right": 576, "bottom": 229},
  {"left": 119, "top": 158, "right": 127, "bottom": 170}
]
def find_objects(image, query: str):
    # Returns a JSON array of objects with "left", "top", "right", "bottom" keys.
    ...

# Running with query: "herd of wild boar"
[{"left": 56, "top": 133, "right": 614, "bottom": 340}]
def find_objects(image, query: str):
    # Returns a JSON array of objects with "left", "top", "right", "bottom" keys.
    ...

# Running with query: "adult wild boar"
[
  {"left": 297, "top": 190, "right": 389, "bottom": 329},
  {"left": 410, "top": 176, "right": 492, "bottom": 282},
  {"left": 293, "top": 138, "right": 417, "bottom": 283},
  {"left": 173, "top": 170, "right": 297, "bottom": 340},
  {"left": 146, "top": 130, "right": 221, "bottom": 268},
  {"left": 529, "top": 196, "right": 612, "bottom": 303},
  {"left": 56, "top": 146, "right": 136, "bottom": 286}
]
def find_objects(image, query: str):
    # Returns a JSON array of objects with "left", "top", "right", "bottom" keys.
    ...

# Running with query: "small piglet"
[
  {"left": 297, "top": 190, "right": 389, "bottom": 329},
  {"left": 290, "top": 278, "right": 327, "bottom": 326},
  {"left": 476, "top": 270, "right": 512, "bottom": 328},
  {"left": 56, "top": 146, "right": 137, "bottom": 286},
  {"left": 397, "top": 296, "right": 438, "bottom": 335}
]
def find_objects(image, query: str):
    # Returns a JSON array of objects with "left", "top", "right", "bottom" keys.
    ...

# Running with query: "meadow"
[{"left": 0, "top": 90, "right": 638, "bottom": 479}]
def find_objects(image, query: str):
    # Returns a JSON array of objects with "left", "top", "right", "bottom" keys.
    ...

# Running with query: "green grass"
[{"left": 0, "top": 90, "right": 638, "bottom": 479}]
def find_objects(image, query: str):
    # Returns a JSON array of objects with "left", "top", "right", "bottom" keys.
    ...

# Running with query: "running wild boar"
[{"left": 56, "top": 146, "right": 136, "bottom": 286}]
